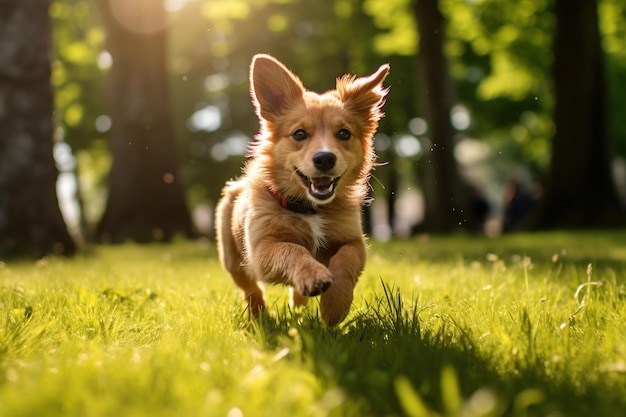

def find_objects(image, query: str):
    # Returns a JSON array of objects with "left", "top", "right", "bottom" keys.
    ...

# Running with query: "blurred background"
[{"left": 1, "top": 0, "right": 626, "bottom": 256}]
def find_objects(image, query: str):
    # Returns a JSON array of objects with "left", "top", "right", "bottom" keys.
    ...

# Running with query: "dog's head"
[{"left": 249, "top": 54, "right": 389, "bottom": 206}]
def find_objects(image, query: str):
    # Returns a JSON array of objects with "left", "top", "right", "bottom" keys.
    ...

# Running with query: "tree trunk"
[
  {"left": 412, "top": 0, "right": 468, "bottom": 233},
  {"left": 538, "top": 0, "right": 621, "bottom": 228},
  {"left": 0, "top": 0, "right": 76, "bottom": 258},
  {"left": 96, "top": 0, "right": 195, "bottom": 243}
]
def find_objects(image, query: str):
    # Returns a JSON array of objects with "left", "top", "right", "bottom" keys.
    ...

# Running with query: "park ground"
[{"left": 1, "top": 231, "right": 626, "bottom": 416}]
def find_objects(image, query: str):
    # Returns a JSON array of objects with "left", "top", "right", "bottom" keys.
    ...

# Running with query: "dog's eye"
[
  {"left": 292, "top": 129, "right": 308, "bottom": 141},
  {"left": 337, "top": 129, "right": 351, "bottom": 141}
]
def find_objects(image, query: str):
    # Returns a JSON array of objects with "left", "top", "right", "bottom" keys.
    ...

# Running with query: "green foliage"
[
  {"left": 443, "top": 0, "right": 553, "bottom": 102},
  {"left": 600, "top": 0, "right": 626, "bottom": 155},
  {"left": 50, "top": 0, "right": 106, "bottom": 150},
  {"left": 1, "top": 232, "right": 626, "bottom": 416},
  {"left": 363, "top": 0, "right": 418, "bottom": 56},
  {"left": 46, "top": 0, "right": 626, "bottom": 222}
]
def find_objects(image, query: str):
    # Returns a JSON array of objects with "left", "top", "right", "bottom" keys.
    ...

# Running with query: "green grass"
[{"left": 1, "top": 231, "right": 626, "bottom": 416}]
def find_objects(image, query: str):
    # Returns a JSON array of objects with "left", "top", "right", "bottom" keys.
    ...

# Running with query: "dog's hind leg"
[
  {"left": 219, "top": 235, "right": 266, "bottom": 316},
  {"left": 215, "top": 184, "right": 266, "bottom": 316},
  {"left": 231, "top": 265, "right": 266, "bottom": 316}
]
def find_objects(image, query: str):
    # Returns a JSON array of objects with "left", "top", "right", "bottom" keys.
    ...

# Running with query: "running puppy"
[{"left": 216, "top": 54, "right": 389, "bottom": 326}]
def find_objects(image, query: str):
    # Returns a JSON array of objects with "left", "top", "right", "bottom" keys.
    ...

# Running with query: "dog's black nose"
[{"left": 313, "top": 151, "right": 336, "bottom": 172}]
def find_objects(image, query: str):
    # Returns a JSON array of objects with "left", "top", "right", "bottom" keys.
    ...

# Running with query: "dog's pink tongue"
[{"left": 311, "top": 177, "right": 334, "bottom": 196}]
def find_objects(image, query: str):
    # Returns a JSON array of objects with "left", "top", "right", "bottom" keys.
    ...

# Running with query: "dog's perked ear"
[
  {"left": 250, "top": 54, "right": 305, "bottom": 122},
  {"left": 336, "top": 64, "right": 390, "bottom": 121}
]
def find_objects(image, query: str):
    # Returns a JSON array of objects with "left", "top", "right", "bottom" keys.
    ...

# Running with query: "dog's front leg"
[
  {"left": 320, "top": 238, "right": 366, "bottom": 326},
  {"left": 253, "top": 240, "right": 334, "bottom": 297}
]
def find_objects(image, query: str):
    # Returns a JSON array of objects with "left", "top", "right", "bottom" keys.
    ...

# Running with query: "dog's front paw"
[
  {"left": 295, "top": 265, "right": 333, "bottom": 297},
  {"left": 303, "top": 278, "right": 332, "bottom": 297}
]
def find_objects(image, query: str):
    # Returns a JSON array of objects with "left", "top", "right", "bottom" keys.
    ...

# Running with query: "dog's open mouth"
[{"left": 296, "top": 169, "right": 340, "bottom": 201}]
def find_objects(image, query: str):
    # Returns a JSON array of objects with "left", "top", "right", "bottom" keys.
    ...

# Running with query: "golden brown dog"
[{"left": 215, "top": 54, "right": 389, "bottom": 326}]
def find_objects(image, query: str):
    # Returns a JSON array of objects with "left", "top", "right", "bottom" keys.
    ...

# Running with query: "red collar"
[{"left": 268, "top": 189, "right": 317, "bottom": 215}]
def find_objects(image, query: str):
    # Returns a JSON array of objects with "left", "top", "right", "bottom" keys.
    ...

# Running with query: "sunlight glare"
[
  {"left": 394, "top": 134, "right": 421, "bottom": 158},
  {"left": 210, "top": 133, "right": 250, "bottom": 162},
  {"left": 53, "top": 141, "right": 81, "bottom": 238},
  {"left": 450, "top": 104, "right": 470, "bottom": 131},
  {"left": 204, "top": 74, "right": 229, "bottom": 92},
  {"left": 164, "top": 0, "right": 190, "bottom": 13},
  {"left": 109, "top": 0, "right": 168, "bottom": 34},
  {"left": 454, "top": 138, "right": 491, "bottom": 165},
  {"left": 188, "top": 105, "right": 221, "bottom": 132},
  {"left": 95, "top": 115, "right": 112, "bottom": 133},
  {"left": 408, "top": 117, "right": 427, "bottom": 136},
  {"left": 97, "top": 50, "right": 112, "bottom": 70}
]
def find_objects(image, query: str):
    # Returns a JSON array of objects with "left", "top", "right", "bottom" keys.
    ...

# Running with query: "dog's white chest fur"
[{"left": 303, "top": 215, "right": 329, "bottom": 250}]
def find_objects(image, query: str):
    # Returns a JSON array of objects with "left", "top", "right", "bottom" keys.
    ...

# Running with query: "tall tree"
[
  {"left": 96, "top": 0, "right": 195, "bottom": 243},
  {"left": 0, "top": 0, "right": 76, "bottom": 257},
  {"left": 539, "top": 0, "right": 622, "bottom": 228},
  {"left": 412, "top": 0, "right": 468, "bottom": 232}
]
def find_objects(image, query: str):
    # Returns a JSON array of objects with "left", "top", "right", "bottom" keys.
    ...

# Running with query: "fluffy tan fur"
[{"left": 215, "top": 54, "right": 389, "bottom": 326}]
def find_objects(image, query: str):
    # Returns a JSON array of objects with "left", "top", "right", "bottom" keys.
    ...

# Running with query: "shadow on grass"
[{"left": 248, "top": 280, "right": 626, "bottom": 417}]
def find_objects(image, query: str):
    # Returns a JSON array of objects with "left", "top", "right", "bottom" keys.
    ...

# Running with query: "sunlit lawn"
[{"left": 1, "top": 231, "right": 626, "bottom": 416}]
